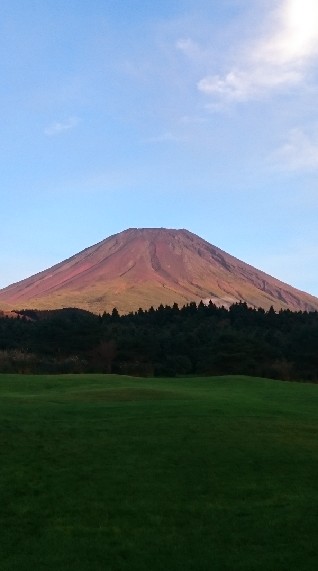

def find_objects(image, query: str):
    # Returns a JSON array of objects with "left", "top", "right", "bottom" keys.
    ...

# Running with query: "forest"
[{"left": 0, "top": 301, "right": 318, "bottom": 380}]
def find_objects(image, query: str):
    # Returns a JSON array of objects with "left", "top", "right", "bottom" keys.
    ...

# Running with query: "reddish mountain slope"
[{"left": 0, "top": 228, "right": 318, "bottom": 314}]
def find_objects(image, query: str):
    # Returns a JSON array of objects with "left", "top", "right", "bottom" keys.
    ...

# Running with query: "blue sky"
[{"left": 1, "top": 0, "right": 318, "bottom": 296}]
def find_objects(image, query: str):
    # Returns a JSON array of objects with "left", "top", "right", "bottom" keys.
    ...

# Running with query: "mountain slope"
[{"left": 1, "top": 228, "right": 318, "bottom": 314}]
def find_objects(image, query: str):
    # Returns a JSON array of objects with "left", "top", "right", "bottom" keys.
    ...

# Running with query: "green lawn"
[{"left": 1, "top": 374, "right": 318, "bottom": 570}]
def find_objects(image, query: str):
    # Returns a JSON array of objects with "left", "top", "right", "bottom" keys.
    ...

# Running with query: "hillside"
[{"left": 1, "top": 227, "right": 318, "bottom": 314}]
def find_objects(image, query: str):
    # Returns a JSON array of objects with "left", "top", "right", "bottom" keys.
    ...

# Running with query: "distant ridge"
[{"left": 1, "top": 227, "right": 318, "bottom": 314}]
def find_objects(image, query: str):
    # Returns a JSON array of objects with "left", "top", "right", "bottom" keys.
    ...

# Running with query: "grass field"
[{"left": 1, "top": 374, "right": 318, "bottom": 570}]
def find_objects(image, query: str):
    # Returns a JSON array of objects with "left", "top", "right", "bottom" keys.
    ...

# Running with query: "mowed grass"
[{"left": 1, "top": 375, "right": 318, "bottom": 570}]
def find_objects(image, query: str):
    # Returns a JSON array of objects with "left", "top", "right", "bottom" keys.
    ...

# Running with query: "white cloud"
[
  {"left": 198, "top": 0, "right": 318, "bottom": 103},
  {"left": 44, "top": 116, "right": 80, "bottom": 136},
  {"left": 198, "top": 68, "right": 302, "bottom": 102},
  {"left": 272, "top": 127, "right": 318, "bottom": 171}
]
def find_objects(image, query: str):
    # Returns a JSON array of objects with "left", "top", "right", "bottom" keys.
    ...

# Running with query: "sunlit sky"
[{"left": 1, "top": 0, "right": 318, "bottom": 296}]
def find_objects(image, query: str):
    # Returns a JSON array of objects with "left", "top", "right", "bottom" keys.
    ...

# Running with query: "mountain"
[{"left": 1, "top": 227, "right": 318, "bottom": 314}]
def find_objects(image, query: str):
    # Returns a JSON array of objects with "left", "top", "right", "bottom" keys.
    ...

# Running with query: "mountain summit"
[{"left": 1, "top": 228, "right": 318, "bottom": 314}]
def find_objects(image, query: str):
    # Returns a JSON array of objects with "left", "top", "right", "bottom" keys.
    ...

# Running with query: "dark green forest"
[{"left": 1, "top": 301, "right": 318, "bottom": 380}]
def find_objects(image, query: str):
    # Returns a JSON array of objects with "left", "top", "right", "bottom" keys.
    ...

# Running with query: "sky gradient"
[{"left": 1, "top": 0, "right": 318, "bottom": 296}]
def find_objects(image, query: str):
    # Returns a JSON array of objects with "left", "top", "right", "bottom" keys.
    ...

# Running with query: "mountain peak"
[{"left": 1, "top": 227, "right": 318, "bottom": 314}]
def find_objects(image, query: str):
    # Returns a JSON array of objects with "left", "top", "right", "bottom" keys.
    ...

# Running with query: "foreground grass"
[{"left": 0, "top": 374, "right": 318, "bottom": 570}]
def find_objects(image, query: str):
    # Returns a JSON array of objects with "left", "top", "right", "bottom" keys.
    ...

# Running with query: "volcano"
[{"left": 0, "top": 228, "right": 318, "bottom": 314}]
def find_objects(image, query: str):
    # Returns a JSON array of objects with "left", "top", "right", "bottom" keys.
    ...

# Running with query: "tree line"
[{"left": 0, "top": 301, "right": 318, "bottom": 380}]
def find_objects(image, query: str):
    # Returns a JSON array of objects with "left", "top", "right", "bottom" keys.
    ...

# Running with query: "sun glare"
[{"left": 285, "top": 0, "right": 318, "bottom": 57}]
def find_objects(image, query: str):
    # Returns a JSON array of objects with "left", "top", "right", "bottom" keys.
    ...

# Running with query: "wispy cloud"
[
  {"left": 272, "top": 127, "right": 318, "bottom": 171},
  {"left": 44, "top": 116, "right": 80, "bottom": 136},
  {"left": 197, "top": 0, "right": 318, "bottom": 103},
  {"left": 176, "top": 38, "right": 205, "bottom": 63}
]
